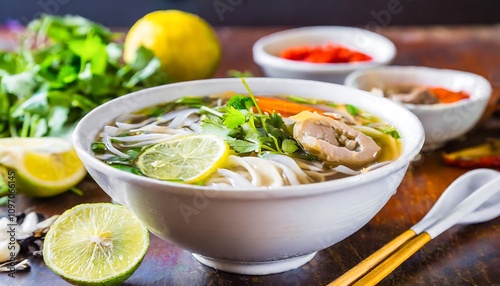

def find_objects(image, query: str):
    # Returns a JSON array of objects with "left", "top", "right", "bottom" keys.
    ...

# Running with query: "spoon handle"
[
  {"left": 426, "top": 175, "right": 500, "bottom": 238},
  {"left": 328, "top": 229, "right": 416, "bottom": 286},
  {"left": 352, "top": 232, "right": 432, "bottom": 286}
]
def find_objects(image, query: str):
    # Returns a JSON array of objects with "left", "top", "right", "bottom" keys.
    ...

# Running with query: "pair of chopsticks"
[
  {"left": 328, "top": 171, "right": 500, "bottom": 286},
  {"left": 328, "top": 229, "right": 429, "bottom": 286}
]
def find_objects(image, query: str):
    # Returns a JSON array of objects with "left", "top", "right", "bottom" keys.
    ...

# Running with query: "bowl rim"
[
  {"left": 344, "top": 65, "right": 493, "bottom": 111},
  {"left": 73, "top": 78, "right": 424, "bottom": 199},
  {"left": 252, "top": 26, "right": 397, "bottom": 73}
]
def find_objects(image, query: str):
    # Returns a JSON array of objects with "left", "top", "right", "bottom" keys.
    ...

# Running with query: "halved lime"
[
  {"left": 136, "top": 134, "right": 229, "bottom": 183},
  {"left": 43, "top": 203, "right": 149, "bottom": 286}
]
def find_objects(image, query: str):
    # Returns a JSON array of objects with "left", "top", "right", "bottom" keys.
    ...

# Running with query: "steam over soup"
[{"left": 92, "top": 92, "right": 401, "bottom": 188}]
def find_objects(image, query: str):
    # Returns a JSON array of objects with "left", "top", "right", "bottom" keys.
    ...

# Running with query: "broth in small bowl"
[{"left": 73, "top": 78, "right": 424, "bottom": 275}]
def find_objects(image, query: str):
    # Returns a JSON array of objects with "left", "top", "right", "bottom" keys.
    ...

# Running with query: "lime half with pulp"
[{"left": 43, "top": 203, "right": 150, "bottom": 286}]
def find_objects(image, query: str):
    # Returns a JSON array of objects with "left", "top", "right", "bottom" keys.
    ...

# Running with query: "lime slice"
[
  {"left": 136, "top": 134, "right": 229, "bottom": 183},
  {"left": 43, "top": 203, "right": 149, "bottom": 286},
  {"left": 0, "top": 137, "right": 87, "bottom": 197}
]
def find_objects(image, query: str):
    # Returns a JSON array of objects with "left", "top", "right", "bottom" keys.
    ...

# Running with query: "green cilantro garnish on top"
[{"left": 200, "top": 78, "right": 301, "bottom": 156}]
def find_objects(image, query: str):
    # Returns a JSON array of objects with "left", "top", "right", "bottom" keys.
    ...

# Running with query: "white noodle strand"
[{"left": 102, "top": 133, "right": 129, "bottom": 158}]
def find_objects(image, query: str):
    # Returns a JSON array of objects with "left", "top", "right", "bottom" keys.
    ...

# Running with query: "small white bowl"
[
  {"left": 73, "top": 78, "right": 423, "bottom": 275},
  {"left": 253, "top": 26, "right": 396, "bottom": 84},
  {"left": 344, "top": 66, "right": 492, "bottom": 150}
]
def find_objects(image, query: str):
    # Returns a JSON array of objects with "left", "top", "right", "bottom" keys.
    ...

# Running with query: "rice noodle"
[
  {"left": 95, "top": 153, "right": 117, "bottom": 160},
  {"left": 353, "top": 125, "right": 385, "bottom": 136},
  {"left": 133, "top": 124, "right": 196, "bottom": 135},
  {"left": 101, "top": 133, "right": 129, "bottom": 158},
  {"left": 168, "top": 109, "right": 200, "bottom": 129},
  {"left": 115, "top": 119, "right": 156, "bottom": 130},
  {"left": 206, "top": 155, "right": 330, "bottom": 188},
  {"left": 188, "top": 122, "right": 202, "bottom": 133},
  {"left": 103, "top": 126, "right": 120, "bottom": 136},
  {"left": 214, "top": 169, "right": 255, "bottom": 188},
  {"left": 363, "top": 161, "right": 392, "bottom": 172},
  {"left": 120, "top": 135, "right": 184, "bottom": 147},
  {"left": 332, "top": 165, "right": 361, "bottom": 176},
  {"left": 158, "top": 108, "right": 198, "bottom": 124},
  {"left": 294, "top": 158, "right": 325, "bottom": 172},
  {"left": 109, "top": 134, "right": 172, "bottom": 142},
  {"left": 263, "top": 154, "right": 316, "bottom": 184}
]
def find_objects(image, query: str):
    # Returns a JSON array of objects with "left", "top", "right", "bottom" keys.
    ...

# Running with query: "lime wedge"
[
  {"left": 136, "top": 134, "right": 229, "bottom": 183},
  {"left": 43, "top": 203, "right": 149, "bottom": 285},
  {"left": 0, "top": 137, "right": 87, "bottom": 197}
]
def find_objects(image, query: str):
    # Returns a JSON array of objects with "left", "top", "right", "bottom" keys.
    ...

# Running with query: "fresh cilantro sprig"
[{"left": 200, "top": 78, "right": 300, "bottom": 156}]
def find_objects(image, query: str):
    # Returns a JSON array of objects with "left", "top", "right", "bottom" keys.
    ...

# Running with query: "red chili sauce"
[{"left": 280, "top": 43, "right": 372, "bottom": 64}]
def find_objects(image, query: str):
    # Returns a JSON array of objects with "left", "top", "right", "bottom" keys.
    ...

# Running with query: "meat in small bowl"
[{"left": 345, "top": 66, "right": 492, "bottom": 150}]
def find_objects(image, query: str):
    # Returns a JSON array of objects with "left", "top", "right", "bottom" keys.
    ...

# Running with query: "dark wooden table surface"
[{"left": 1, "top": 25, "right": 499, "bottom": 286}]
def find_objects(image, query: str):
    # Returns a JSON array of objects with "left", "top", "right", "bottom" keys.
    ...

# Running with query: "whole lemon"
[{"left": 124, "top": 10, "right": 221, "bottom": 82}]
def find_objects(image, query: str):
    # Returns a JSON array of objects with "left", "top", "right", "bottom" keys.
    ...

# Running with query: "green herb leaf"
[
  {"left": 68, "top": 35, "right": 104, "bottom": 63},
  {"left": 375, "top": 125, "right": 401, "bottom": 139},
  {"left": 201, "top": 117, "right": 231, "bottom": 139},
  {"left": 91, "top": 142, "right": 107, "bottom": 154},
  {"left": 227, "top": 69, "right": 254, "bottom": 78},
  {"left": 282, "top": 139, "right": 299, "bottom": 154},
  {"left": 346, "top": 104, "right": 359, "bottom": 116},
  {"left": 227, "top": 94, "right": 253, "bottom": 110},
  {"left": 109, "top": 164, "right": 142, "bottom": 175},
  {"left": 229, "top": 139, "right": 259, "bottom": 154},
  {"left": 223, "top": 106, "right": 246, "bottom": 129}
]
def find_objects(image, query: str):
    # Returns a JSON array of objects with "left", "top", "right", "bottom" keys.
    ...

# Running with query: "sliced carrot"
[
  {"left": 254, "top": 96, "right": 325, "bottom": 117},
  {"left": 428, "top": 87, "right": 470, "bottom": 104}
]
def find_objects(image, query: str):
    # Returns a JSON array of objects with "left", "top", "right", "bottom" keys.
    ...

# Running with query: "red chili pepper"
[
  {"left": 280, "top": 43, "right": 372, "bottom": 64},
  {"left": 280, "top": 46, "right": 312, "bottom": 61},
  {"left": 442, "top": 139, "right": 500, "bottom": 168}
]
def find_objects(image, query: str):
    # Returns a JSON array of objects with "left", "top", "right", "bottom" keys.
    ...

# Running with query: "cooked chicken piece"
[{"left": 290, "top": 111, "right": 380, "bottom": 168}]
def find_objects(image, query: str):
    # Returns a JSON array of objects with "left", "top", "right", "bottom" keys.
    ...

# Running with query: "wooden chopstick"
[
  {"left": 353, "top": 232, "right": 431, "bottom": 285},
  {"left": 328, "top": 229, "right": 418, "bottom": 286}
]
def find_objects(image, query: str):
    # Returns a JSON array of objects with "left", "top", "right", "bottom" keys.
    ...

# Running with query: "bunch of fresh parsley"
[{"left": 0, "top": 15, "right": 171, "bottom": 139}]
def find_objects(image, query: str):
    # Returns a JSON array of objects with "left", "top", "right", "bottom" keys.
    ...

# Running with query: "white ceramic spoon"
[
  {"left": 330, "top": 168, "right": 500, "bottom": 286},
  {"left": 412, "top": 168, "right": 500, "bottom": 231}
]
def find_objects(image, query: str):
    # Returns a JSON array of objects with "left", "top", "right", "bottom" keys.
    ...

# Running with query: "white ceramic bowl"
[
  {"left": 73, "top": 78, "right": 424, "bottom": 275},
  {"left": 253, "top": 26, "right": 396, "bottom": 84},
  {"left": 344, "top": 66, "right": 492, "bottom": 150}
]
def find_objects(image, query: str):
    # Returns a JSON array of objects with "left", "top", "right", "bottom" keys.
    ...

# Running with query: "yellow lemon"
[
  {"left": 124, "top": 10, "right": 222, "bottom": 82},
  {"left": 0, "top": 137, "right": 87, "bottom": 197}
]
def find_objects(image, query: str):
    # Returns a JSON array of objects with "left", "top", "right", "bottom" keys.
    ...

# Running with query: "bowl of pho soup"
[{"left": 73, "top": 78, "right": 424, "bottom": 275}]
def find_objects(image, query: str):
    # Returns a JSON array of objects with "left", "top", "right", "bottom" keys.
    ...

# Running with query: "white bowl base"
[{"left": 192, "top": 252, "right": 317, "bottom": 275}]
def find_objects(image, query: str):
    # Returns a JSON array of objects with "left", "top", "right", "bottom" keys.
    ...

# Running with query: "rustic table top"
[{"left": 1, "top": 25, "right": 499, "bottom": 286}]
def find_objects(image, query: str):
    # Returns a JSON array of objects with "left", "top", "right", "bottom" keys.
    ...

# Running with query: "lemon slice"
[
  {"left": 136, "top": 134, "right": 229, "bottom": 183},
  {"left": 0, "top": 137, "right": 87, "bottom": 197},
  {"left": 43, "top": 203, "right": 149, "bottom": 285}
]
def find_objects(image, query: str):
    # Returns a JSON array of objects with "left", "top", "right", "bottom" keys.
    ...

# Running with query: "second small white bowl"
[
  {"left": 345, "top": 66, "right": 492, "bottom": 150},
  {"left": 253, "top": 26, "right": 396, "bottom": 84}
]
